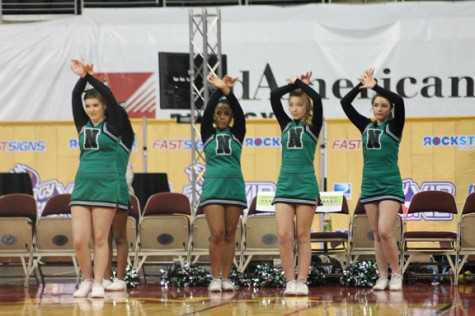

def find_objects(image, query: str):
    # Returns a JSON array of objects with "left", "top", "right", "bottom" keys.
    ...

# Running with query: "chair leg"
[
  {"left": 444, "top": 254, "right": 457, "bottom": 287},
  {"left": 135, "top": 256, "right": 147, "bottom": 273},
  {"left": 454, "top": 253, "right": 459, "bottom": 287},
  {"left": 399, "top": 252, "right": 405, "bottom": 277},
  {"left": 402, "top": 254, "right": 413, "bottom": 275},
  {"left": 37, "top": 262, "right": 45, "bottom": 285},
  {"left": 457, "top": 255, "right": 468, "bottom": 276},
  {"left": 191, "top": 255, "right": 199, "bottom": 264},
  {"left": 21, "top": 257, "right": 29, "bottom": 287},
  {"left": 240, "top": 255, "right": 253, "bottom": 272},
  {"left": 72, "top": 256, "right": 80, "bottom": 286},
  {"left": 142, "top": 265, "right": 148, "bottom": 284}
]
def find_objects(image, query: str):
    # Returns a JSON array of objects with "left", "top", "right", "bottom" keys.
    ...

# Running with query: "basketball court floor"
[{"left": 0, "top": 282, "right": 473, "bottom": 315}]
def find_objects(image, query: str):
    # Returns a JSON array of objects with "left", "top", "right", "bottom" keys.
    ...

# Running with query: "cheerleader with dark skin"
[{"left": 200, "top": 74, "right": 247, "bottom": 292}]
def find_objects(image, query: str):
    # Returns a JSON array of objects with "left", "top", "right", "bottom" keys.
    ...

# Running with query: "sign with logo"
[{"left": 317, "top": 192, "right": 345, "bottom": 213}]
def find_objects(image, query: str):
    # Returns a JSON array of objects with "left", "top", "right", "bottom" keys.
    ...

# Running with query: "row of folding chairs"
[
  {"left": 0, "top": 192, "right": 282, "bottom": 285},
  {"left": 1, "top": 191, "right": 474, "bottom": 286},
  {"left": 311, "top": 191, "right": 475, "bottom": 286}
]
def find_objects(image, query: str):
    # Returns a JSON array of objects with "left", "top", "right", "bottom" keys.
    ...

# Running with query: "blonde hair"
[{"left": 289, "top": 89, "right": 313, "bottom": 126}]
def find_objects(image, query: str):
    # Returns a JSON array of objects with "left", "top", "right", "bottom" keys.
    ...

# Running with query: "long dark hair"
[{"left": 84, "top": 89, "right": 106, "bottom": 105}]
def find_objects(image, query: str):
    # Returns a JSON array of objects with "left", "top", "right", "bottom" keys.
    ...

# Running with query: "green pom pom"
[{"left": 340, "top": 260, "right": 378, "bottom": 288}]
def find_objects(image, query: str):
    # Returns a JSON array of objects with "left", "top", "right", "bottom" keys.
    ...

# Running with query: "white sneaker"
[
  {"left": 73, "top": 279, "right": 93, "bottom": 298},
  {"left": 91, "top": 283, "right": 105, "bottom": 298},
  {"left": 102, "top": 279, "right": 112, "bottom": 289},
  {"left": 221, "top": 279, "right": 235, "bottom": 291},
  {"left": 283, "top": 280, "right": 296, "bottom": 295},
  {"left": 106, "top": 278, "right": 127, "bottom": 291},
  {"left": 295, "top": 281, "right": 309, "bottom": 296},
  {"left": 208, "top": 278, "right": 222, "bottom": 292},
  {"left": 373, "top": 275, "right": 389, "bottom": 290},
  {"left": 389, "top": 273, "right": 403, "bottom": 291}
]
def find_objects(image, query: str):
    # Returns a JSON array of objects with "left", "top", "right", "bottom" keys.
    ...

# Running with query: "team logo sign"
[
  {"left": 403, "top": 178, "right": 456, "bottom": 221},
  {"left": 423, "top": 135, "right": 475, "bottom": 151},
  {"left": 9, "top": 164, "right": 74, "bottom": 215}
]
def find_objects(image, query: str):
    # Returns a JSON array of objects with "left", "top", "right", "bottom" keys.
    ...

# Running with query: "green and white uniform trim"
[
  {"left": 273, "top": 120, "right": 320, "bottom": 206},
  {"left": 117, "top": 139, "right": 131, "bottom": 210},
  {"left": 360, "top": 120, "right": 405, "bottom": 204},
  {"left": 199, "top": 127, "right": 247, "bottom": 208},
  {"left": 70, "top": 121, "right": 120, "bottom": 209}
]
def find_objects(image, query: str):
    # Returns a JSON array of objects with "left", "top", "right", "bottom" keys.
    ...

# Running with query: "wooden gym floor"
[{"left": 0, "top": 282, "right": 473, "bottom": 315}]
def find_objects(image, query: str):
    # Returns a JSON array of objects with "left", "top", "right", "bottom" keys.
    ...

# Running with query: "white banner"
[{"left": 1, "top": 3, "right": 475, "bottom": 121}]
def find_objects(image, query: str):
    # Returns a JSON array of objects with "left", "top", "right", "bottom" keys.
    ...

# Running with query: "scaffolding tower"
[{"left": 188, "top": 8, "right": 223, "bottom": 215}]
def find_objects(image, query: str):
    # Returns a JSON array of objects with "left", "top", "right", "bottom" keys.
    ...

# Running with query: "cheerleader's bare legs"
[
  {"left": 365, "top": 200, "right": 402, "bottom": 290},
  {"left": 275, "top": 203, "right": 315, "bottom": 295},
  {"left": 205, "top": 204, "right": 241, "bottom": 291}
]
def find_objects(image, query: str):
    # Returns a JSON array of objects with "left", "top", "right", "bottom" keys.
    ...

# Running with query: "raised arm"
[
  {"left": 270, "top": 82, "right": 294, "bottom": 131},
  {"left": 83, "top": 73, "right": 123, "bottom": 136},
  {"left": 295, "top": 72, "right": 323, "bottom": 135},
  {"left": 372, "top": 84, "right": 405, "bottom": 138},
  {"left": 340, "top": 82, "right": 371, "bottom": 134},
  {"left": 200, "top": 84, "right": 222, "bottom": 141},
  {"left": 119, "top": 107, "right": 135, "bottom": 151},
  {"left": 223, "top": 75, "right": 245, "bottom": 142},
  {"left": 70, "top": 61, "right": 89, "bottom": 133}
]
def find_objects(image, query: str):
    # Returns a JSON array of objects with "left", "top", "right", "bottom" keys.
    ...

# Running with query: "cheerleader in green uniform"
[
  {"left": 270, "top": 72, "right": 323, "bottom": 296},
  {"left": 103, "top": 107, "right": 134, "bottom": 292},
  {"left": 200, "top": 74, "right": 246, "bottom": 292},
  {"left": 340, "top": 68, "right": 405, "bottom": 291},
  {"left": 70, "top": 60, "right": 123, "bottom": 298}
]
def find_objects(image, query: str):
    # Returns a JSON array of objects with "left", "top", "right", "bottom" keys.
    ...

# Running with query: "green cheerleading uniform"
[
  {"left": 70, "top": 74, "right": 126, "bottom": 209},
  {"left": 341, "top": 83, "right": 405, "bottom": 204},
  {"left": 199, "top": 90, "right": 247, "bottom": 209},
  {"left": 116, "top": 106, "right": 135, "bottom": 211},
  {"left": 270, "top": 79, "right": 323, "bottom": 206},
  {"left": 70, "top": 120, "right": 120, "bottom": 208},
  {"left": 360, "top": 121, "right": 404, "bottom": 203},
  {"left": 117, "top": 140, "right": 131, "bottom": 211}
]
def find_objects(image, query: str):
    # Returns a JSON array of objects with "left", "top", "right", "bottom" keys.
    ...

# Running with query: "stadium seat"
[
  {"left": 0, "top": 194, "right": 37, "bottom": 287},
  {"left": 348, "top": 200, "right": 402, "bottom": 263},
  {"left": 135, "top": 193, "right": 191, "bottom": 274},
  {"left": 401, "top": 191, "right": 458, "bottom": 285},
  {"left": 189, "top": 206, "right": 242, "bottom": 265},
  {"left": 456, "top": 192, "right": 475, "bottom": 282},
  {"left": 29, "top": 194, "right": 80, "bottom": 285},
  {"left": 239, "top": 197, "right": 285, "bottom": 271},
  {"left": 310, "top": 196, "right": 350, "bottom": 268}
]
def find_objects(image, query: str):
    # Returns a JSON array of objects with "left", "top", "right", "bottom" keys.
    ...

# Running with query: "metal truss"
[{"left": 188, "top": 8, "right": 223, "bottom": 215}]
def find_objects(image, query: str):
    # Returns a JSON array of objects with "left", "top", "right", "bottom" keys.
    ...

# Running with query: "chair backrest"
[
  {"left": 0, "top": 193, "right": 37, "bottom": 222},
  {"left": 143, "top": 192, "right": 191, "bottom": 216},
  {"left": 246, "top": 196, "right": 258, "bottom": 216},
  {"left": 353, "top": 200, "right": 366, "bottom": 215},
  {"left": 339, "top": 196, "right": 349, "bottom": 214},
  {"left": 407, "top": 191, "right": 457, "bottom": 215},
  {"left": 195, "top": 206, "right": 204, "bottom": 216},
  {"left": 42, "top": 194, "right": 71, "bottom": 217},
  {"left": 462, "top": 192, "right": 475, "bottom": 215},
  {"left": 129, "top": 194, "right": 141, "bottom": 221}
]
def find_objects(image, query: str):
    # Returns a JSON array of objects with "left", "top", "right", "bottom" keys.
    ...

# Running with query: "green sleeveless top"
[
  {"left": 203, "top": 127, "right": 244, "bottom": 178},
  {"left": 362, "top": 120, "right": 401, "bottom": 177},
  {"left": 77, "top": 120, "right": 119, "bottom": 174},
  {"left": 280, "top": 120, "right": 318, "bottom": 174}
]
